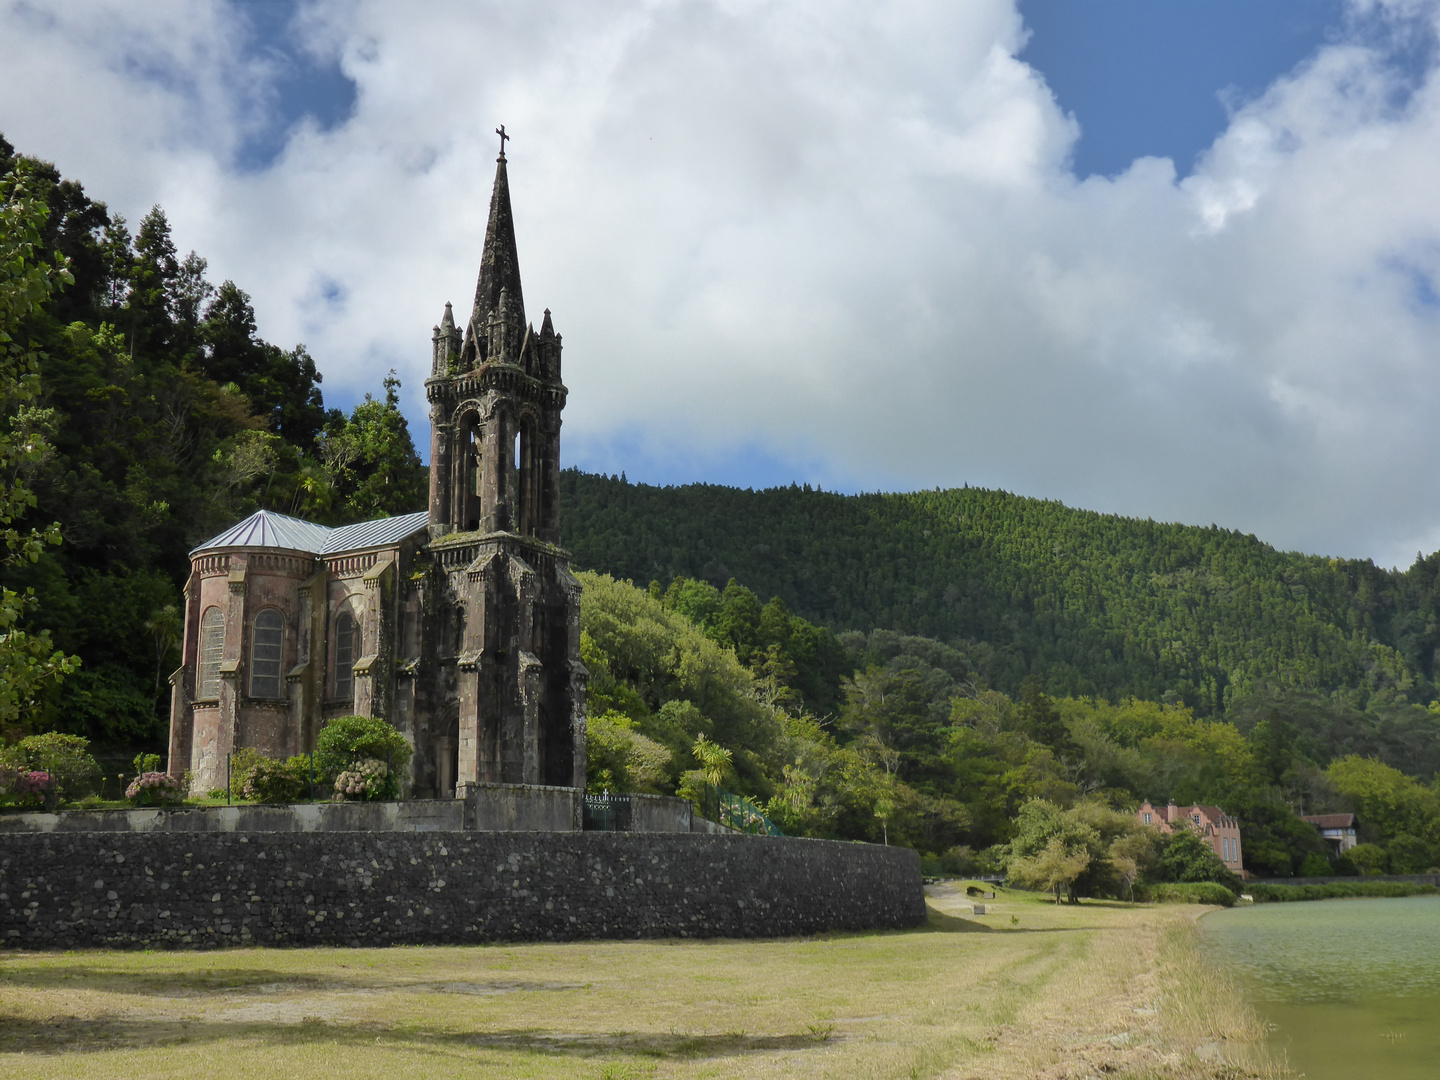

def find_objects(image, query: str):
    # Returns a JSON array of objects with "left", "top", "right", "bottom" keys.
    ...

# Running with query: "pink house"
[{"left": 1136, "top": 800, "right": 1245, "bottom": 875}]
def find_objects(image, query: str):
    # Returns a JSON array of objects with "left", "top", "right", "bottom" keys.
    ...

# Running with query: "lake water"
[{"left": 1201, "top": 896, "right": 1440, "bottom": 1079}]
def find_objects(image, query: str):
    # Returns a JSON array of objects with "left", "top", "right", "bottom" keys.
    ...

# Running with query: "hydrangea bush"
[
  {"left": 316, "top": 716, "right": 410, "bottom": 800},
  {"left": 125, "top": 771, "right": 185, "bottom": 807},
  {"left": 334, "top": 758, "right": 388, "bottom": 801},
  {"left": 11, "top": 733, "right": 101, "bottom": 802},
  {"left": 0, "top": 766, "right": 53, "bottom": 809}
]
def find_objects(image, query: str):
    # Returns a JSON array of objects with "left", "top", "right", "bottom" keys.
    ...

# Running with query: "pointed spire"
[
  {"left": 540, "top": 308, "right": 554, "bottom": 337},
  {"left": 441, "top": 301, "right": 455, "bottom": 332},
  {"left": 467, "top": 152, "right": 525, "bottom": 351}
]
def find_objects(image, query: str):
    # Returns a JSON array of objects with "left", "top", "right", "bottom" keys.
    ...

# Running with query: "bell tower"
[{"left": 420, "top": 137, "right": 586, "bottom": 799}]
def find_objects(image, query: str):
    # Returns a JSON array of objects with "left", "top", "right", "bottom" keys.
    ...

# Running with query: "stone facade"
[
  {"left": 0, "top": 832, "right": 927, "bottom": 948},
  {"left": 167, "top": 149, "right": 585, "bottom": 802}
]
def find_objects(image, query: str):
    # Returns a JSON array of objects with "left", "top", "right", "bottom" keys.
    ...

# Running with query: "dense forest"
[
  {"left": 560, "top": 471, "right": 1440, "bottom": 718},
  {"left": 579, "top": 571, "right": 1440, "bottom": 879},
  {"left": 4, "top": 136, "right": 1440, "bottom": 880}
]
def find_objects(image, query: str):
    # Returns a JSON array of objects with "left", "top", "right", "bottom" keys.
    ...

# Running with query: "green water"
[{"left": 1202, "top": 896, "right": 1440, "bottom": 1079}]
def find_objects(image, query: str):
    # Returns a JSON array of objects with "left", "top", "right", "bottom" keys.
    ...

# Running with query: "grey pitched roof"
[
  {"left": 322, "top": 512, "right": 431, "bottom": 554},
  {"left": 191, "top": 509, "right": 429, "bottom": 557}
]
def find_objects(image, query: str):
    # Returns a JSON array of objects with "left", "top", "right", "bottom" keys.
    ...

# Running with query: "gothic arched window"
[
  {"left": 250, "top": 609, "right": 284, "bottom": 699},
  {"left": 198, "top": 607, "right": 225, "bottom": 699},
  {"left": 334, "top": 612, "right": 357, "bottom": 700}
]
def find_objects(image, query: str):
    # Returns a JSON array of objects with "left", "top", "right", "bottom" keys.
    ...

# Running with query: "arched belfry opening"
[
  {"left": 455, "top": 409, "right": 483, "bottom": 532},
  {"left": 420, "top": 136, "right": 585, "bottom": 799}
]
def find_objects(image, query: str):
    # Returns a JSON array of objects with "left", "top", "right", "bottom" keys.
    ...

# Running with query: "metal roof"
[
  {"left": 191, "top": 509, "right": 429, "bottom": 557},
  {"left": 321, "top": 512, "right": 431, "bottom": 554}
]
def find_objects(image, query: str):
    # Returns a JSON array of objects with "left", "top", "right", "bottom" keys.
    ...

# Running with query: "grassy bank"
[{"left": 0, "top": 884, "right": 1283, "bottom": 1080}]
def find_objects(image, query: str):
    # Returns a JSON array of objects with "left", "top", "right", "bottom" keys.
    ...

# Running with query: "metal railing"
[
  {"left": 693, "top": 785, "right": 783, "bottom": 836},
  {"left": 583, "top": 792, "right": 634, "bottom": 832}
]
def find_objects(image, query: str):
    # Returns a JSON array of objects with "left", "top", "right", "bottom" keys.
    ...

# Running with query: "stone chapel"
[{"left": 167, "top": 144, "right": 587, "bottom": 799}]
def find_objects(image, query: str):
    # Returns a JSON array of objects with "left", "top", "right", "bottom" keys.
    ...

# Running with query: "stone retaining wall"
[{"left": 0, "top": 832, "right": 925, "bottom": 949}]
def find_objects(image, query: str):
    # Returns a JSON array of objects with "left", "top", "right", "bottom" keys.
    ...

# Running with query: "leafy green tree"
[
  {"left": 0, "top": 162, "right": 80, "bottom": 734},
  {"left": 1386, "top": 833, "right": 1438, "bottom": 874},
  {"left": 320, "top": 371, "right": 426, "bottom": 520},
  {"left": 1151, "top": 827, "right": 1241, "bottom": 892},
  {"left": 585, "top": 709, "right": 670, "bottom": 793},
  {"left": 1210, "top": 784, "right": 1328, "bottom": 877},
  {"left": 1347, "top": 842, "right": 1389, "bottom": 876},
  {"left": 1003, "top": 798, "right": 1103, "bottom": 900},
  {"left": 1327, "top": 755, "right": 1440, "bottom": 845},
  {"left": 1009, "top": 836, "right": 1092, "bottom": 904}
]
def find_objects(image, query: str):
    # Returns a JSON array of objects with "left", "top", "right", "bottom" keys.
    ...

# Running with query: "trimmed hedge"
[
  {"left": 1247, "top": 880, "right": 1439, "bottom": 903},
  {"left": 1135, "top": 881, "right": 1236, "bottom": 906}
]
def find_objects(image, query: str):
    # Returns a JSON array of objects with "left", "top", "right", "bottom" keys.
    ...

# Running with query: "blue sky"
[
  {"left": 1022, "top": 0, "right": 1350, "bottom": 178},
  {"left": 3, "top": 0, "right": 1440, "bottom": 565}
]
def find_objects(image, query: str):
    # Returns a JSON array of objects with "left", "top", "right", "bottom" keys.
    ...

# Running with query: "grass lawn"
[{"left": 0, "top": 883, "right": 1280, "bottom": 1080}]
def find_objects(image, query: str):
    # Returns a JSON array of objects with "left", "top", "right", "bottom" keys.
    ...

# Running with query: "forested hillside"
[
  {"left": 580, "top": 572, "right": 1440, "bottom": 878},
  {"left": 560, "top": 471, "right": 1440, "bottom": 718}
]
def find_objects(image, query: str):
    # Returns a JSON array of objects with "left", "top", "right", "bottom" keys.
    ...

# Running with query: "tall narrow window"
[
  {"left": 198, "top": 607, "right": 225, "bottom": 699},
  {"left": 250, "top": 609, "right": 284, "bottom": 699},
  {"left": 335, "top": 612, "right": 356, "bottom": 700}
]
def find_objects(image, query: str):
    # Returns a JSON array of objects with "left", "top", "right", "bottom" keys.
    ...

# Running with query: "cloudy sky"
[{"left": 3, "top": 0, "right": 1439, "bottom": 567}]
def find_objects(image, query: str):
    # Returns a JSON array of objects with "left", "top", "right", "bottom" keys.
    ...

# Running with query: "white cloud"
[{"left": 3, "top": 0, "right": 1440, "bottom": 566}]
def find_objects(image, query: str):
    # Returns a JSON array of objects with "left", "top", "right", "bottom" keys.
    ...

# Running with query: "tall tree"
[
  {"left": 321, "top": 371, "right": 426, "bottom": 520},
  {"left": 0, "top": 162, "right": 81, "bottom": 735}
]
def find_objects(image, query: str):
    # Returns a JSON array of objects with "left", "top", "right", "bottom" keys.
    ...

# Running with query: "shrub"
[
  {"left": 316, "top": 716, "right": 411, "bottom": 799},
  {"left": 125, "top": 772, "right": 185, "bottom": 807},
  {"left": 1135, "top": 881, "right": 1236, "bottom": 906},
  {"left": 14, "top": 733, "right": 101, "bottom": 802},
  {"left": 242, "top": 756, "right": 311, "bottom": 803},
  {"left": 0, "top": 766, "right": 54, "bottom": 809},
  {"left": 1297, "top": 853, "right": 1333, "bottom": 877},
  {"left": 1331, "top": 852, "right": 1360, "bottom": 876},
  {"left": 334, "top": 758, "right": 388, "bottom": 801},
  {"left": 1249, "top": 880, "right": 1439, "bottom": 902},
  {"left": 226, "top": 747, "right": 269, "bottom": 796}
]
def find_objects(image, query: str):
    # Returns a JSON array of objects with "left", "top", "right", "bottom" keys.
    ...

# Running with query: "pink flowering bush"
[
  {"left": 0, "top": 767, "right": 53, "bottom": 809},
  {"left": 125, "top": 771, "right": 185, "bottom": 807},
  {"left": 333, "top": 758, "right": 388, "bottom": 801}
]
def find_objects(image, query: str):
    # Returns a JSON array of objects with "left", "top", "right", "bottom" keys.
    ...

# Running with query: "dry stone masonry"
[{"left": 1, "top": 832, "right": 925, "bottom": 948}]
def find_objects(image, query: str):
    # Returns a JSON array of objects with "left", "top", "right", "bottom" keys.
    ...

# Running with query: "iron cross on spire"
[{"left": 496, "top": 124, "right": 509, "bottom": 157}]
